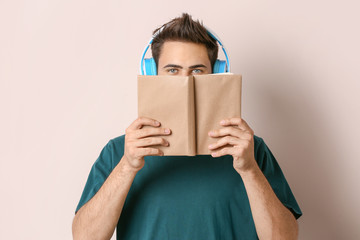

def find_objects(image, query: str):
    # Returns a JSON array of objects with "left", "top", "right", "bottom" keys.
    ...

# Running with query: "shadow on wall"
[{"left": 238, "top": 45, "right": 352, "bottom": 239}]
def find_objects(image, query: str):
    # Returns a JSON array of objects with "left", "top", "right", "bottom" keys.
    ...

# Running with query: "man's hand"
[
  {"left": 208, "top": 117, "right": 256, "bottom": 174},
  {"left": 124, "top": 117, "right": 171, "bottom": 172}
]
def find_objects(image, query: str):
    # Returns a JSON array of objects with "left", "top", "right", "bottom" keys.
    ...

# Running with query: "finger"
[
  {"left": 134, "top": 127, "right": 171, "bottom": 139},
  {"left": 238, "top": 132, "right": 253, "bottom": 141},
  {"left": 211, "top": 146, "right": 237, "bottom": 158},
  {"left": 208, "top": 136, "right": 238, "bottom": 150},
  {"left": 220, "top": 118, "right": 253, "bottom": 133},
  {"left": 128, "top": 117, "right": 161, "bottom": 130},
  {"left": 136, "top": 147, "right": 164, "bottom": 157},
  {"left": 135, "top": 137, "right": 169, "bottom": 147},
  {"left": 208, "top": 126, "right": 243, "bottom": 138}
]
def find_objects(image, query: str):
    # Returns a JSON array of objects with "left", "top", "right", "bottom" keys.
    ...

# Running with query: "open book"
[{"left": 137, "top": 73, "right": 242, "bottom": 156}]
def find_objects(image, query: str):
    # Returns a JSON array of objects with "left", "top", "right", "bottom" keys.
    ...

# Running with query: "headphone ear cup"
[
  {"left": 213, "top": 60, "right": 227, "bottom": 74},
  {"left": 144, "top": 58, "right": 157, "bottom": 75}
]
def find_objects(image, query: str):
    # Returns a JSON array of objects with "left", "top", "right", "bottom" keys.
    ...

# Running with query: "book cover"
[{"left": 137, "top": 74, "right": 242, "bottom": 156}]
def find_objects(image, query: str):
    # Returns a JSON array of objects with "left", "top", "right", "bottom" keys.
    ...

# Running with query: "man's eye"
[
  {"left": 192, "top": 69, "right": 203, "bottom": 74},
  {"left": 168, "top": 69, "right": 178, "bottom": 74}
]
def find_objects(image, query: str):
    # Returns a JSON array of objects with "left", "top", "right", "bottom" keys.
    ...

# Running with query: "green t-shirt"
[{"left": 76, "top": 135, "right": 302, "bottom": 239}]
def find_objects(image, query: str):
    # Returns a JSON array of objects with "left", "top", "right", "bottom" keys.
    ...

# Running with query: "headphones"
[{"left": 140, "top": 26, "right": 231, "bottom": 75}]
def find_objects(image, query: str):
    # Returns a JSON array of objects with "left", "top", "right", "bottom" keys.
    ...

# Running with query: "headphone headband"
[{"left": 140, "top": 26, "right": 231, "bottom": 75}]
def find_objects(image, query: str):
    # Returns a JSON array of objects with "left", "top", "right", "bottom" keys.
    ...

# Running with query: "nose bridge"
[{"left": 179, "top": 68, "right": 191, "bottom": 77}]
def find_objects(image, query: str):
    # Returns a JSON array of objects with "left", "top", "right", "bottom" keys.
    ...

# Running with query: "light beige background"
[{"left": 1, "top": 0, "right": 359, "bottom": 239}]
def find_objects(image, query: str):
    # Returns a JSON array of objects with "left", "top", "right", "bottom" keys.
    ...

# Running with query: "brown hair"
[{"left": 151, "top": 13, "right": 218, "bottom": 72}]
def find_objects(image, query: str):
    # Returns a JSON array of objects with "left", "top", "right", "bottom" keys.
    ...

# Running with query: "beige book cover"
[{"left": 137, "top": 74, "right": 242, "bottom": 156}]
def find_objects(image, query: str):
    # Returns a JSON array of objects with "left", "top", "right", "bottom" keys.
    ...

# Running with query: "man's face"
[{"left": 157, "top": 41, "right": 212, "bottom": 76}]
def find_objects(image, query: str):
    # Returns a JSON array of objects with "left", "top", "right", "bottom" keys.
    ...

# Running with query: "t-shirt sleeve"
[
  {"left": 75, "top": 136, "right": 125, "bottom": 214},
  {"left": 254, "top": 136, "right": 303, "bottom": 219}
]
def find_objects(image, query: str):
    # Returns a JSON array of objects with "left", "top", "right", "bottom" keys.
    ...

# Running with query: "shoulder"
[
  {"left": 100, "top": 134, "right": 126, "bottom": 156},
  {"left": 108, "top": 134, "right": 125, "bottom": 147},
  {"left": 99, "top": 135, "right": 126, "bottom": 169},
  {"left": 252, "top": 135, "right": 275, "bottom": 168},
  {"left": 254, "top": 135, "right": 265, "bottom": 151}
]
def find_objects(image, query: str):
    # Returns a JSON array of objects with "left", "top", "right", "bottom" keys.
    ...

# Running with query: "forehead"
[{"left": 158, "top": 41, "right": 210, "bottom": 66}]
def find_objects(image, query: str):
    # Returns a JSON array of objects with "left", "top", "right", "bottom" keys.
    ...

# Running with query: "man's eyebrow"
[
  {"left": 163, "top": 64, "right": 183, "bottom": 69},
  {"left": 189, "top": 64, "right": 207, "bottom": 69},
  {"left": 163, "top": 64, "right": 208, "bottom": 69}
]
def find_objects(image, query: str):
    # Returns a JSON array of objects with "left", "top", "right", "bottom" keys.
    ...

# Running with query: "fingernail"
[
  {"left": 208, "top": 144, "right": 214, "bottom": 149},
  {"left": 220, "top": 120, "right": 226, "bottom": 125},
  {"left": 211, "top": 152, "right": 217, "bottom": 157},
  {"left": 208, "top": 131, "right": 214, "bottom": 136},
  {"left": 165, "top": 128, "right": 170, "bottom": 134}
]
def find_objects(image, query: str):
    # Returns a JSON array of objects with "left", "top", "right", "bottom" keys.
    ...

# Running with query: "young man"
[{"left": 72, "top": 13, "right": 302, "bottom": 240}]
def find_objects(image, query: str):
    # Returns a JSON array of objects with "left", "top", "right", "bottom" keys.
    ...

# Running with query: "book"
[{"left": 137, "top": 73, "right": 242, "bottom": 156}]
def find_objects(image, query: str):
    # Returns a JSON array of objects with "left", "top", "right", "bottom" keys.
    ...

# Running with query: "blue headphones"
[{"left": 140, "top": 26, "right": 231, "bottom": 75}]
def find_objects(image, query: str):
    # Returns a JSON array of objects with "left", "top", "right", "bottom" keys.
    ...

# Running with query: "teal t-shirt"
[{"left": 75, "top": 135, "right": 302, "bottom": 239}]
